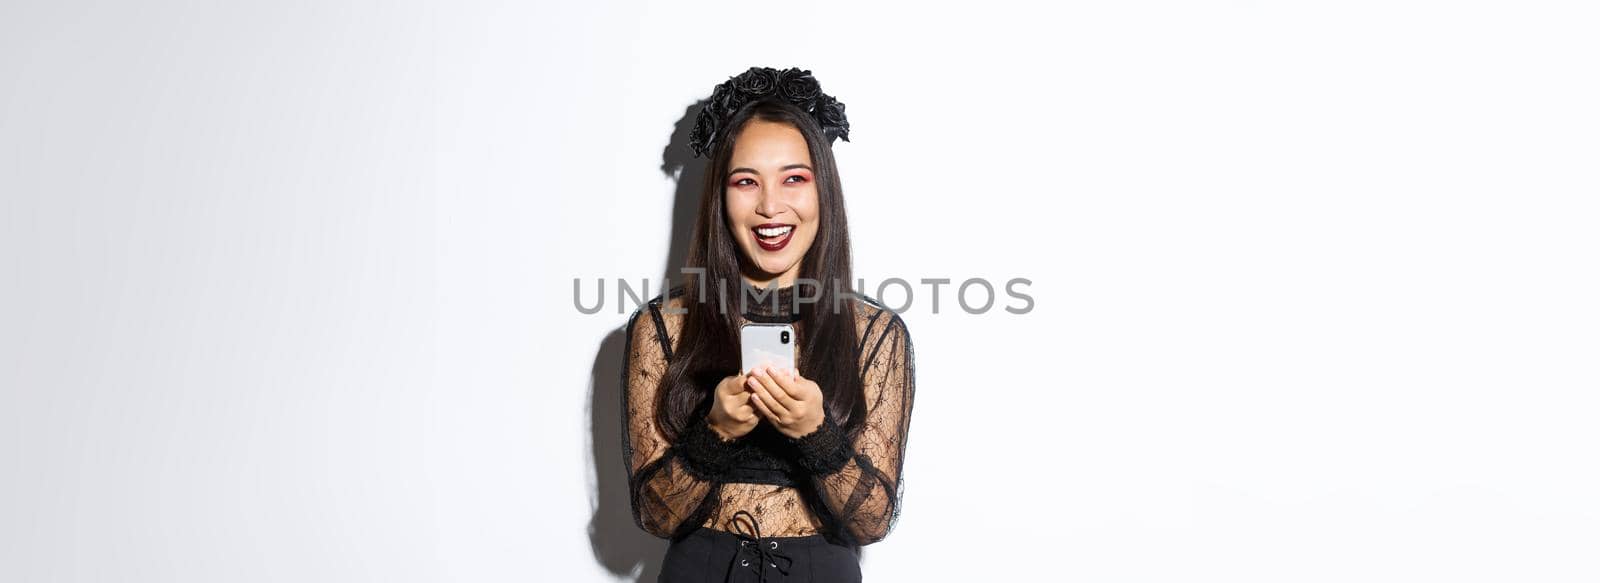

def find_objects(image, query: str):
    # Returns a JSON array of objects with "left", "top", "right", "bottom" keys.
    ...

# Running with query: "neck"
[
  {"left": 737, "top": 277, "right": 800, "bottom": 323},
  {"left": 740, "top": 264, "right": 800, "bottom": 290}
]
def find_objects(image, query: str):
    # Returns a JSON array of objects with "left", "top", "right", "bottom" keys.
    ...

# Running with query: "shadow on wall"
[{"left": 586, "top": 101, "right": 706, "bottom": 582}]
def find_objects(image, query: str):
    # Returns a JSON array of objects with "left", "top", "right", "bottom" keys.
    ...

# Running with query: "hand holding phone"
[{"left": 708, "top": 374, "right": 758, "bottom": 440}]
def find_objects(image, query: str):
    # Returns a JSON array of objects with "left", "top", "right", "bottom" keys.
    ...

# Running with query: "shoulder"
[
  {"left": 847, "top": 293, "right": 914, "bottom": 387},
  {"left": 626, "top": 285, "right": 688, "bottom": 348},
  {"left": 627, "top": 285, "right": 689, "bottom": 319},
  {"left": 849, "top": 292, "right": 911, "bottom": 347}
]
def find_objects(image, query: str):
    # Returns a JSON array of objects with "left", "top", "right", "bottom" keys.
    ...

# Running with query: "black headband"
[{"left": 687, "top": 66, "right": 851, "bottom": 159}]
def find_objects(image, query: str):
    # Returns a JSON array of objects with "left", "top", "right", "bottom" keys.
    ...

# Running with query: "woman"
[{"left": 622, "top": 67, "right": 915, "bottom": 583}]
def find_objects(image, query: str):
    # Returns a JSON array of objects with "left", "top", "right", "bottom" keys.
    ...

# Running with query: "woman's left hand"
[{"left": 745, "top": 365, "right": 825, "bottom": 439}]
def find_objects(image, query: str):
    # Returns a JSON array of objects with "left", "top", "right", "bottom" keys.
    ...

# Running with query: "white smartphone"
[{"left": 740, "top": 323, "right": 796, "bottom": 375}]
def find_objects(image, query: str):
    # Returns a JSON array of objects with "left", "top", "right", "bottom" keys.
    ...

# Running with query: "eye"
[
  {"left": 784, "top": 175, "right": 808, "bottom": 184},
  {"left": 731, "top": 177, "right": 756, "bottom": 187}
]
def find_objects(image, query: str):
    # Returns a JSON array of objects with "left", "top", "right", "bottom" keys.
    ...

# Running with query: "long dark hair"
[{"left": 656, "top": 97, "right": 865, "bottom": 443}]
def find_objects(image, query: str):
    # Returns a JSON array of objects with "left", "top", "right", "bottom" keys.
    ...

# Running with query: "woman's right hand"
[{"left": 708, "top": 374, "right": 758, "bottom": 441}]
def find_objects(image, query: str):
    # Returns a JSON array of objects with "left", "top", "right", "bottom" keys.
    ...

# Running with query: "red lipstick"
[{"left": 752, "top": 223, "right": 795, "bottom": 252}]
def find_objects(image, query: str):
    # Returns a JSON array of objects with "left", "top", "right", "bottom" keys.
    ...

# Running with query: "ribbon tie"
[{"left": 727, "top": 510, "right": 795, "bottom": 582}]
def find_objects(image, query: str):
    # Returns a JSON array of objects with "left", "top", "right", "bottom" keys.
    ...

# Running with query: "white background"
[{"left": 3, "top": 1, "right": 1597, "bottom": 581}]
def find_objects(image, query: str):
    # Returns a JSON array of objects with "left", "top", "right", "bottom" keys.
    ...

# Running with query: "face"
[{"left": 724, "top": 120, "right": 820, "bottom": 288}]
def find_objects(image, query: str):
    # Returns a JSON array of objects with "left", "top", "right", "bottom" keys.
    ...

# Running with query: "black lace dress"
[{"left": 621, "top": 284, "right": 915, "bottom": 549}]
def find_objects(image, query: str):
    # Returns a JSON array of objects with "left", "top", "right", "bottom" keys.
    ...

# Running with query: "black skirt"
[{"left": 659, "top": 513, "right": 861, "bottom": 583}]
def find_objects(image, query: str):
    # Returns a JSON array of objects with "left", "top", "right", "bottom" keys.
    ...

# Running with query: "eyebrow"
[{"left": 728, "top": 163, "right": 813, "bottom": 177}]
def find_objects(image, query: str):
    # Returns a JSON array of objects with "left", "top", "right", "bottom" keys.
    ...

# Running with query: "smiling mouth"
[{"left": 752, "top": 223, "right": 795, "bottom": 252}]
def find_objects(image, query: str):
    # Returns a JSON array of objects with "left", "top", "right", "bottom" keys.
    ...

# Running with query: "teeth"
[{"left": 756, "top": 225, "right": 793, "bottom": 238}]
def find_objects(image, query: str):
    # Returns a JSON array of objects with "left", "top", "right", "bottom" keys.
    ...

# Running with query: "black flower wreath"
[{"left": 687, "top": 66, "right": 851, "bottom": 158}]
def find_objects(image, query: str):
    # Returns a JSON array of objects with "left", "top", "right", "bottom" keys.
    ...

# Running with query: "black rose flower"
[
  {"left": 708, "top": 82, "right": 744, "bottom": 119},
  {"left": 776, "top": 68, "right": 821, "bottom": 106},
  {"left": 688, "top": 108, "right": 718, "bottom": 157},
  {"left": 732, "top": 67, "right": 779, "bottom": 97},
  {"left": 814, "top": 94, "right": 850, "bottom": 143}
]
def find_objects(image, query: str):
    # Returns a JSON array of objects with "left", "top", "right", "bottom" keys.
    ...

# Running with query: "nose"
[{"left": 755, "top": 186, "right": 781, "bottom": 218}]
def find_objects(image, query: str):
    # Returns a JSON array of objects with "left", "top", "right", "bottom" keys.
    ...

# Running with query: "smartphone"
[{"left": 740, "top": 323, "right": 796, "bottom": 375}]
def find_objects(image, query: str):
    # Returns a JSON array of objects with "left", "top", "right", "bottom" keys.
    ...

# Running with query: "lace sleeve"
[
  {"left": 621, "top": 301, "right": 727, "bottom": 539},
  {"left": 787, "top": 311, "right": 915, "bottom": 545}
]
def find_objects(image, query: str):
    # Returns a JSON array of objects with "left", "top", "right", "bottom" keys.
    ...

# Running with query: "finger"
[
  {"left": 746, "top": 372, "right": 791, "bottom": 418},
  {"left": 749, "top": 390, "right": 779, "bottom": 421},
  {"left": 747, "top": 373, "right": 790, "bottom": 418},
  {"left": 721, "top": 373, "right": 747, "bottom": 395},
  {"left": 762, "top": 366, "right": 804, "bottom": 406},
  {"left": 727, "top": 388, "right": 750, "bottom": 405}
]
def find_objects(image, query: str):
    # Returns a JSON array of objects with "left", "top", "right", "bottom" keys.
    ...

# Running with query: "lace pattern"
[{"left": 621, "top": 285, "right": 915, "bottom": 545}]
